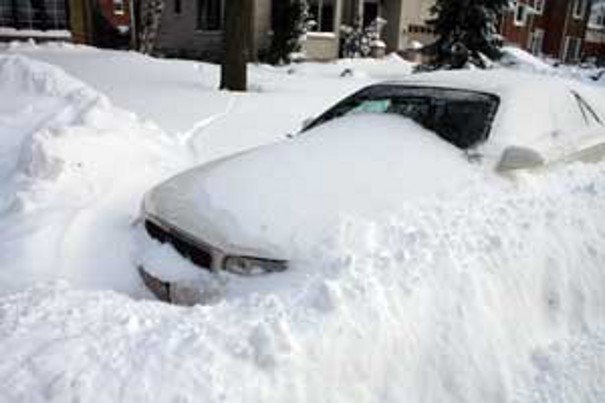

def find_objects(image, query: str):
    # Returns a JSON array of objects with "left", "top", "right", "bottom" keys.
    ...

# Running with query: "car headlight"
[{"left": 223, "top": 256, "right": 288, "bottom": 275}]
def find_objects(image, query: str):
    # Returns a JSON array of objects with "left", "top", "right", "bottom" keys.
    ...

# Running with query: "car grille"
[{"left": 144, "top": 219, "right": 213, "bottom": 270}]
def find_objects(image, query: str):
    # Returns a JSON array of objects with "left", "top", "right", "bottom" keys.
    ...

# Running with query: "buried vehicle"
[{"left": 136, "top": 70, "right": 605, "bottom": 302}]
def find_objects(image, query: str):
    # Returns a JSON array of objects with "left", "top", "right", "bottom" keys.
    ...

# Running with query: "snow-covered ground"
[{"left": 0, "top": 42, "right": 604, "bottom": 402}]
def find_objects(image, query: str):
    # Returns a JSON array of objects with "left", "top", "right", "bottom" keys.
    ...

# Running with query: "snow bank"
[
  {"left": 1, "top": 161, "right": 604, "bottom": 402},
  {"left": 276, "top": 53, "right": 415, "bottom": 80},
  {"left": 500, "top": 46, "right": 554, "bottom": 73},
  {"left": 0, "top": 55, "right": 190, "bottom": 294},
  {"left": 1, "top": 45, "right": 604, "bottom": 403},
  {"left": 0, "top": 54, "right": 97, "bottom": 99}
]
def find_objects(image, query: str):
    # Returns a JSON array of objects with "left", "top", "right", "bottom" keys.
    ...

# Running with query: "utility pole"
[{"left": 220, "top": 0, "right": 252, "bottom": 91}]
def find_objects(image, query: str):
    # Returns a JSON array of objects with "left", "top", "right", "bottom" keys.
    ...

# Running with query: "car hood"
[{"left": 144, "top": 114, "right": 479, "bottom": 260}]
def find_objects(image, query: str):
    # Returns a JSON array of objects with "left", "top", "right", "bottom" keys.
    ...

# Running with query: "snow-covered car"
[{"left": 137, "top": 70, "right": 605, "bottom": 302}]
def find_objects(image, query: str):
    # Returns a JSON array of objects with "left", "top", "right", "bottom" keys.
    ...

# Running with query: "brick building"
[
  {"left": 498, "top": 0, "right": 591, "bottom": 63},
  {"left": 0, "top": 0, "right": 132, "bottom": 47},
  {"left": 153, "top": 0, "right": 436, "bottom": 61}
]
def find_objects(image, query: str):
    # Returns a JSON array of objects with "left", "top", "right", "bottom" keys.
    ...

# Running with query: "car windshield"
[{"left": 305, "top": 85, "right": 500, "bottom": 149}]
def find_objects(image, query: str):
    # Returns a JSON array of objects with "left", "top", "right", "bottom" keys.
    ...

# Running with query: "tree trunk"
[{"left": 220, "top": 0, "right": 252, "bottom": 91}]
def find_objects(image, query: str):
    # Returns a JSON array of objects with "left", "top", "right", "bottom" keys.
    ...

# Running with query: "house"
[
  {"left": 498, "top": 0, "right": 591, "bottom": 63},
  {"left": 153, "top": 0, "right": 272, "bottom": 61},
  {"left": 0, "top": 0, "right": 132, "bottom": 48},
  {"left": 0, "top": 0, "right": 72, "bottom": 41},
  {"left": 153, "top": 0, "right": 436, "bottom": 61},
  {"left": 584, "top": 0, "right": 605, "bottom": 62},
  {"left": 301, "top": 0, "right": 437, "bottom": 60}
]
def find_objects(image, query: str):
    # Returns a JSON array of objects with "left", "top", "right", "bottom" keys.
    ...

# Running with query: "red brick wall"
[
  {"left": 542, "top": 0, "right": 589, "bottom": 59},
  {"left": 499, "top": 0, "right": 590, "bottom": 60},
  {"left": 498, "top": 0, "right": 545, "bottom": 51}
]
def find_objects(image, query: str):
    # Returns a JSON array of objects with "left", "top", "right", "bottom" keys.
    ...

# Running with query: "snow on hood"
[{"left": 144, "top": 114, "right": 479, "bottom": 258}]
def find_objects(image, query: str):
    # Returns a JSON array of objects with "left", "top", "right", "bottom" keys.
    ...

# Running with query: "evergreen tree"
[
  {"left": 268, "top": 0, "right": 309, "bottom": 65},
  {"left": 425, "top": 0, "right": 508, "bottom": 69}
]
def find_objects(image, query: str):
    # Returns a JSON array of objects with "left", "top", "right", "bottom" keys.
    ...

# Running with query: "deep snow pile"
[
  {"left": 500, "top": 46, "right": 555, "bottom": 73},
  {"left": 500, "top": 46, "right": 605, "bottom": 89},
  {"left": 1, "top": 41, "right": 415, "bottom": 164},
  {"left": 1, "top": 161, "right": 604, "bottom": 402},
  {"left": 0, "top": 54, "right": 191, "bottom": 295},
  {"left": 0, "top": 48, "right": 604, "bottom": 402}
]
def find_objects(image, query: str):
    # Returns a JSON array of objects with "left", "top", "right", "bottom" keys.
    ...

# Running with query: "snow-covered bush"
[{"left": 340, "top": 17, "right": 387, "bottom": 59}]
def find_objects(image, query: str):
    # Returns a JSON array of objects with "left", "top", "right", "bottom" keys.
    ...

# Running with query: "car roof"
[
  {"left": 374, "top": 69, "right": 602, "bottom": 156},
  {"left": 378, "top": 68, "right": 569, "bottom": 98}
]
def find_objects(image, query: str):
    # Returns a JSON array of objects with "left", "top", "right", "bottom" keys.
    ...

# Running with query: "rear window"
[{"left": 305, "top": 86, "right": 500, "bottom": 149}]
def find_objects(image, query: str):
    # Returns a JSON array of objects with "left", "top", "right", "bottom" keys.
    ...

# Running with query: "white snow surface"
[
  {"left": 0, "top": 53, "right": 191, "bottom": 295},
  {"left": 0, "top": 44, "right": 604, "bottom": 402},
  {"left": 143, "top": 115, "right": 480, "bottom": 260},
  {"left": 500, "top": 46, "right": 555, "bottom": 73}
]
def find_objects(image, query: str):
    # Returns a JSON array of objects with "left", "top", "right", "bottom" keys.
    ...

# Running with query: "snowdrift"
[
  {"left": 1, "top": 162, "right": 604, "bottom": 401},
  {"left": 0, "top": 54, "right": 190, "bottom": 294},
  {"left": 0, "top": 50, "right": 604, "bottom": 403}
]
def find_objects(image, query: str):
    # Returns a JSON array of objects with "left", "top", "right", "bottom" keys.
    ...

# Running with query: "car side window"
[{"left": 350, "top": 99, "right": 391, "bottom": 114}]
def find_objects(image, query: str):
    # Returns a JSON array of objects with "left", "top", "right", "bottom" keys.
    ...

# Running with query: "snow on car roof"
[
  {"left": 380, "top": 68, "right": 568, "bottom": 98},
  {"left": 379, "top": 69, "right": 593, "bottom": 156}
]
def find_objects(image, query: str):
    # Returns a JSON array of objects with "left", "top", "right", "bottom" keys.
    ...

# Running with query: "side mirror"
[{"left": 496, "top": 146, "right": 545, "bottom": 172}]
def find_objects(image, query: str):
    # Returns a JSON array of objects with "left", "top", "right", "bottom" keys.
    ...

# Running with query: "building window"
[
  {"left": 0, "top": 0, "right": 12, "bottom": 27},
  {"left": 113, "top": 0, "right": 125, "bottom": 15},
  {"left": 0, "top": 0, "right": 68, "bottom": 30},
  {"left": 174, "top": 0, "right": 181, "bottom": 14},
  {"left": 362, "top": 0, "right": 378, "bottom": 28},
  {"left": 45, "top": 0, "right": 68, "bottom": 29},
  {"left": 564, "top": 36, "right": 582, "bottom": 62},
  {"left": 308, "top": 0, "right": 335, "bottom": 32},
  {"left": 514, "top": 3, "right": 527, "bottom": 26},
  {"left": 196, "top": 0, "right": 222, "bottom": 31},
  {"left": 588, "top": 4, "right": 605, "bottom": 28},
  {"left": 528, "top": 29, "right": 544, "bottom": 55},
  {"left": 573, "top": 0, "right": 587, "bottom": 19},
  {"left": 533, "top": 0, "right": 544, "bottom": 15}
]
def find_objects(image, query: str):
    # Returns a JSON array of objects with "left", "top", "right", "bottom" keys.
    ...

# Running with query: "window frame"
[
  {"left": 308, "top": 0, "right": 336, "bottom": 33},
  {"left": 588, "top": 4, "right": 605, "bottom": 28},
  {"left": 573, "top": 0, "right": 587, "bottom": 20},
  {"left": 1, "top": 0, "right": 68, "bottom": 31},
  {"left": 196, "top": 0, "right": 223, "bottom": 32},
  {"left": 528, "top": 28, "right": 544, "bottom": 55},
  {"left": 514, "top": 3, "right": 527, "bottom": 26},
  {"left": 113, "top": 0, "right": 125, "bottom": 16},
  {"left": 533, "top": 0, "right": 544, "bottom": 15},
  {"left": 563, "top": 36, "right": 582, "bottom": 63},
  {"left": 302, "top": 85, "right": 501, "bottom": 150}
]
